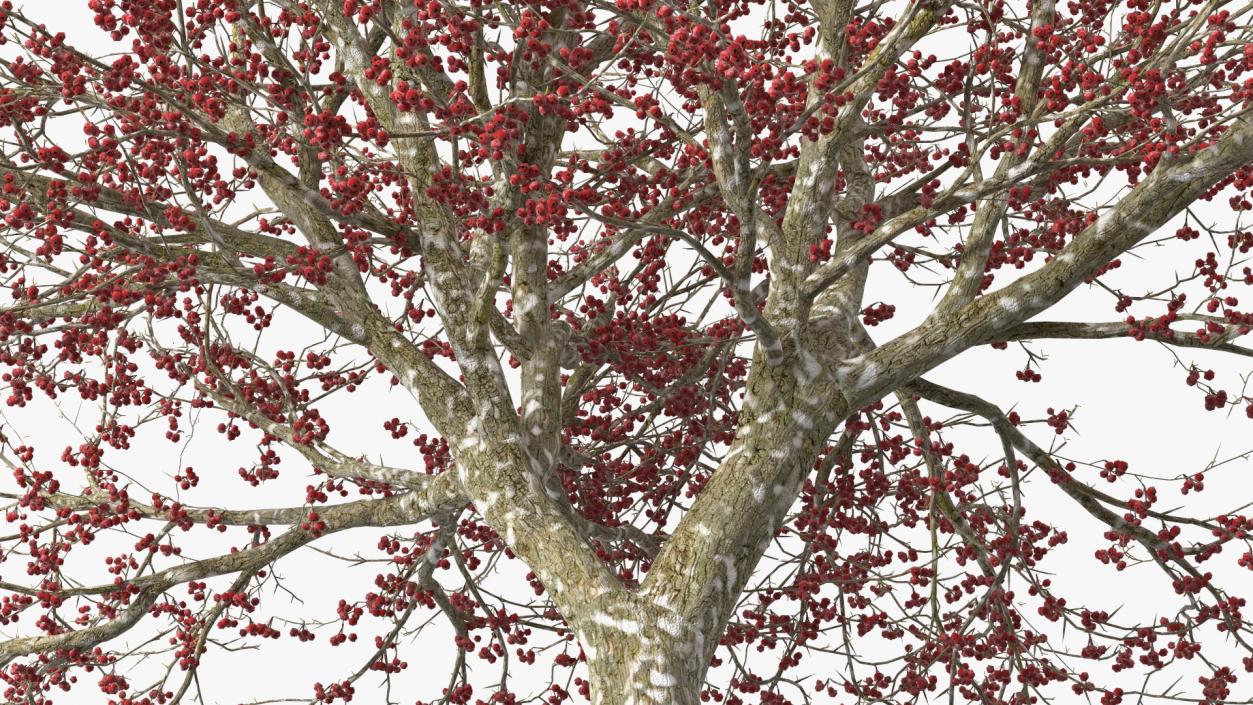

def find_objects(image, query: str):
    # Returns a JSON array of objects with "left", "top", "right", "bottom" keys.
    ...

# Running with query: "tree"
[{"left": 1, "top": 0, "right": 1253, "bottom": 702}]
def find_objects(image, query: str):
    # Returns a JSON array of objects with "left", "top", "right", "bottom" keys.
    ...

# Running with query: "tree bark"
[{"left": 579, "top": 595, "right": 709, "bottom": 705}]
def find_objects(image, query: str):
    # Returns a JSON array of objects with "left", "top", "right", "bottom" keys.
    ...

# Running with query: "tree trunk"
[{"left": 579, "top": 596, "right": 709, "bottom": 705}]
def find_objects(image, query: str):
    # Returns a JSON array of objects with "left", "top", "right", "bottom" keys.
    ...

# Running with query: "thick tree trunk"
[
  {"left": 579, "top": 596, "right": 709, "bottom": 705},
  {"left": 587, "top": 650, "right": 703, "bottom": 705}
]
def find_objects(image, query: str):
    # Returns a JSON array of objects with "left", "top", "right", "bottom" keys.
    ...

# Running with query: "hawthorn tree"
[{"left": 1, "top": 0, "right": 1253, "bottom": 703}]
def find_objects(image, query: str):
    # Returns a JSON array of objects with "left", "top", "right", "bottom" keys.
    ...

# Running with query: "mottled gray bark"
[{"left": 580, "top": 596, "right": 706, "bottom": 705}]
